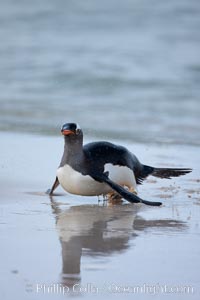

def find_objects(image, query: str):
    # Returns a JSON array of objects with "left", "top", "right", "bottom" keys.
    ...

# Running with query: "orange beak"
[{"left": 61, "top": 130, "right": 75, "bottom": 136}]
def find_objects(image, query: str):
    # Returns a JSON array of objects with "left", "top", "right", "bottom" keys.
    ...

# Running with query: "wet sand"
[{"left": 0, "top": 132, "right": 200, "bottom": 300}]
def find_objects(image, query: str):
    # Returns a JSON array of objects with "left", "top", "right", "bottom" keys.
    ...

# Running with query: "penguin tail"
[{"left": 142, "top": 165, "right": 192, "bottom": 180}]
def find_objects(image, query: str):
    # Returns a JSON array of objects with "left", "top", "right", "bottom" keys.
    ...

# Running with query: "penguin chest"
[
  {"left": 57, "top": 164, "right": 110, "bottom": 196},
  {"left": 57, "top": 163, "right": 137, "bottom": 196}
]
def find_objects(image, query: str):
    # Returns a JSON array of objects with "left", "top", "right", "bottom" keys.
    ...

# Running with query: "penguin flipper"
[
  {"left": 46, "top": 177, "right": 60, "bottom": 195},
  {"left": 92, "top": 172, "right": 162, "bottom": 207}
]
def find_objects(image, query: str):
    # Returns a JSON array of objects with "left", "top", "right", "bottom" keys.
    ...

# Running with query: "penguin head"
[{"left": 61, "top": 123, "right": 82, "bottom": 137}]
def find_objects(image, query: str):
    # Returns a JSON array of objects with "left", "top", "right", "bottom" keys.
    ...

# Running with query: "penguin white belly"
[{"left": 57, "top": 163, "right": 137, "bottom": 196}]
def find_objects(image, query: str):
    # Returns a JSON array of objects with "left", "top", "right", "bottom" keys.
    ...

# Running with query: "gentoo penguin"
[{"left": 47, "top": 123, "right": 192, "bottom": 206}]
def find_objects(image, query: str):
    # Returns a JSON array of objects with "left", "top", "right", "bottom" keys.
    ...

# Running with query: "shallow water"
[
  {"left": 0, "top": 133, "right": 200, "bottom": 299},
  {"left": 0, "top": 0, "right": 200, "bottom": 145}
]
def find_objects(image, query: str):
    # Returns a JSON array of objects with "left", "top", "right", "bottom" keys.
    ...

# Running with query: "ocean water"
[{"left": 0, "top": 0, "right": 200, "bottom": 145}]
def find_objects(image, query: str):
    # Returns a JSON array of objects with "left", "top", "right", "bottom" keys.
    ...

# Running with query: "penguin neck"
[{"left": 60, "top": 135, "right": 84, "bottom": 167}]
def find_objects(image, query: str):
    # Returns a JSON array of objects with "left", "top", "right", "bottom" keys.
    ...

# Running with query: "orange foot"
[{"left": 107, "top": 186, "right": 137, "bottom": 204}]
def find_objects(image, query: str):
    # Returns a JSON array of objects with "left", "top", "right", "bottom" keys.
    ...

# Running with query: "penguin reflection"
[
  {"left": 50, "top": 200, "right": 139, "bottom": 285},
  {"left": 50, "top": 199, "right": 186, "bottom": 286}
]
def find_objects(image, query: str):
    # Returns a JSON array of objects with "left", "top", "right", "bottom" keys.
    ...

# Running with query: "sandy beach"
[{"left": 0, "top": 132, "right": 199, "bottom": 300}]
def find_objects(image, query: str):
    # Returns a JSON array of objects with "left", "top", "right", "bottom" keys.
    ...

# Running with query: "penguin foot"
[
  {"left": 128, "top": 187, "right": 138, "bottom": 195},
  {"left": 107, "top": 192, "right": 123, "bottom": 204},
  {"left": 107, "top": 186, "right": 137, "bottom": 204}
]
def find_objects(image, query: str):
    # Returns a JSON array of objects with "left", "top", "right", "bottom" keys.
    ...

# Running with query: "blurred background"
[{"left": 0, "top": 0, "right": 199, "bottom": 145}]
